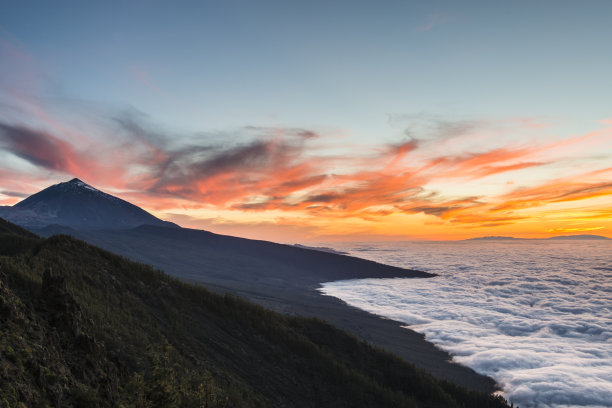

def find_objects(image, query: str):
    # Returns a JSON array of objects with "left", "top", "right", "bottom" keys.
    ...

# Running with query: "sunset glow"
[{"left": 1, "top": 1, "right": 611, "bottom": 242}]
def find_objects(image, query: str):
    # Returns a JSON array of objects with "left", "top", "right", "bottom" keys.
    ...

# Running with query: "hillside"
[
  {"left": 31, "top": 226, "right": 502, "bottom": 392},
  {"left": 0, "top": 218, "right": 511, "bottom": 407},
  {"left": 33, "top": 224, "right": 432, "bottom": 288},
  {"left": 4, "top": 179, "right": 498, "bottom": 392}
]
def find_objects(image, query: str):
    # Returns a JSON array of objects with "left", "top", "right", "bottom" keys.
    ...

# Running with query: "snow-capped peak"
[
  {"left": 10, "top": 178, "right": 175, "bottom": 229},
  {"left": 66, "top": 178, "right": 100, "bottom": 192}
]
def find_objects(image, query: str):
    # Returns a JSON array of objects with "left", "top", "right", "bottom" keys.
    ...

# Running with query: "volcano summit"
[{"left": 0, "top": 178, "right": 175, "bottom": 229}]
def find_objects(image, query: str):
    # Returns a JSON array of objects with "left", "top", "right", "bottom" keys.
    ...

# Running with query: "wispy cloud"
[
  {"left": 131, "top": 67, "right": 163, "bottom": 94},
  {"left": 0, "top": 123, "right": 81, "bottom": 172},
  {"left": 495, "top": 180, "right": 612, "bottom": 211},
  {"left": 545, "top": 226, "right": 604, "bottom": 233},
  {"left": 415, "top": 14, "right": 455, "bottom": 32}
]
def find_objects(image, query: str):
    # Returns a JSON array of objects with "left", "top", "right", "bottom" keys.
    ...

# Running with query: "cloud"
[
  {"left": 0, "top": 85, "right": 610, "bottom": 237},
  {"left": 415, "top": 14, "right": 455, "bottom": 32},
  {"left": 494, "top": 181, "right": 612, "bottom": 212},
  {"left": 0, "top": 120, "right": 151, "bottom": 188},
  {"left": 1, "top": 33, "right": 610, "bottom": 240},
  {"left": 387, "top": 113, "right": 485, "bottom": 142},
  {"left": 0, "top": 190, "right": 29, "bottom": 198},
  {"left": 2, "top": 110, "right": 606, "bottom": 235},
  {"left": 219, "top": 139, "right": 548, "bottom": 221},
  {"left": 428, "top": 146, "right": 547, "bottom": 179},
  {"left": 320, "top": 241, "right": 612, "bottom": 407},
  {"left": 144, "top": 127, "right": 323, "bottom": 207},
  {"left": 403, "top": 197, "right": 482, "bottom": 218},
  {"left": 545, "top": 227, "right": 604, "bottom": 233},
  {"left": 131, "top": 67, "right": 162, "bottom": 94},
  {"left": 403, "top": 177, "right": 612, "bottom": 229},
  {"left": 0, "top": 123, "right": 81, "bottom": 172}
]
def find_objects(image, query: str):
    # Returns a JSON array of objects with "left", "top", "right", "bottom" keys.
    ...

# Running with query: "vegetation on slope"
[{"left": 0, "top": 218, "right": 511, "bottom": 407}]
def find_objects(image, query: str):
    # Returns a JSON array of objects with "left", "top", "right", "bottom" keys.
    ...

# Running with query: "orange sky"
[
  {"left": 1, "top": 21, "right": 611, "bottom": 243},
  {"left": 1, "top": 102, "right": 611, "bottom": 242}
]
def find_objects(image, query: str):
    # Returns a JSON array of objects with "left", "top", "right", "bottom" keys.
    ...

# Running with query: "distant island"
[
  {"left": 466, "top": 234, "right": 610, "bottom": 241},
  {"left": 465, "top": 236, "right": 521, "bottom": 241},
  {"left": 546, "top": 234, "right": 611, "bottom": 240}
]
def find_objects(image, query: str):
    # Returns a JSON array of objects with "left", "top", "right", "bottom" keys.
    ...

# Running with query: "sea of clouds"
[{"left": 319, "top": 240, "right": 612, "bottom": 408}]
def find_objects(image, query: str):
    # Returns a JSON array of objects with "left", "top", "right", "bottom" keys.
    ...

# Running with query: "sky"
[{"left": 1, "top": 0, "right": 611, "bottom": 242}]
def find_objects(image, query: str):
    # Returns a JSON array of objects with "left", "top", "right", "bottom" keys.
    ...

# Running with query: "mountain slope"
[
  {"left": 0, "top": 218, "right": 511, "bottom": 407},
  {"left": 37, "top": 224, "right": 432, "bottom": 288},
  {"left": 8, "top": 179, "right": 499, "bottom": 391},
  {"left": 1, "top": 178, "right": 175, "bottom": 229}
]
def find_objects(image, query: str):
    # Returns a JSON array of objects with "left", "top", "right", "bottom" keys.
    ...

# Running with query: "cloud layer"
[{"left": 320, "top": 240, "right": 612, "bottom": 408}]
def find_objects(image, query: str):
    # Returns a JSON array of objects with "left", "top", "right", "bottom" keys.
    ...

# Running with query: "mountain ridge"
[
  {"left": 0, "top": 217, "right": 511, "bottom": 407},
  {"left": 3, "top": 179, "right": 503, "bottom": 391},
  {"left": 0, "top": 178, "right": 177, "bottom": 230}
]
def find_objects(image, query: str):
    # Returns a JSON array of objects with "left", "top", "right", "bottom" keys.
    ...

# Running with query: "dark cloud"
[
  {"left": 407, "top": 205, "right": 456, "bottom": 217},
  {"left": 553, "top": 182, "right": 612, "bottom": 201},
  {"left": 243, "top": 126, "right": 319, "bottom": 139},
  {"left": 431, "top": 119, "right": 482, "bottom": 140},
  {"left": 280, "top": 174, "right": 328, "bottom": 189},
  {"left": 401, "top": 196, "right": 484, "bottom": 219},
  {"left": 150, "top": 139, "right": 286, "bottom": 194},
  {"left": 388, "top": 138, "right": 419, "bottom": 155},
  {"left": 0, "top": 123, "right": 75, "bottom": 171},
  {"left": 0, "top": 190, "right": 29, "bottom": 198},
  {"left": 133, "top": 123, "right": 322, "bottom": 205},
  {"left": 388, "top": 113, "right": 484, "bottom": 141},
  {"left": 303, "top": 193, "right": 342, "bottom": 203},
  {"left": 191, "top": 141, "right": 271, "bottom": 174},
  {"left": 232, "top": 201, "right": 273, "bottom": 210}
]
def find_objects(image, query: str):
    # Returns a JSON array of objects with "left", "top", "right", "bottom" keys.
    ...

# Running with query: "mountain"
[
  {"left": 6, "top": 179, "right": 499, "bottom": 391},
  {"left": 34, "top": 224, "right": 433, "bottom": 287},
  {"left": 0, "top": 178, "right": 176, "bottom": 229},
  {"left": 293, "top": 243, "right": 348, "bottom": 255},
  {"left": 32, "top": 226, "right": 496, "bottom": 390},
  {"left": 0, "top": 218, "right": 511, "bottom": 407},
  {"left": 547, "top": 234, "right": 610, "bottom": 240}
]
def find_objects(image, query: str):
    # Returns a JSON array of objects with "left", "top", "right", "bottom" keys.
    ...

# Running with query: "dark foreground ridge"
[
  {"left": 32, "top": 224, "right": 498, "bottom": 392},
  {"left": 5, "top": 179, "right": 501, "bottom": 393},
  {"left": 0, "top": 218, "right": 511, "bottom": 407}
]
